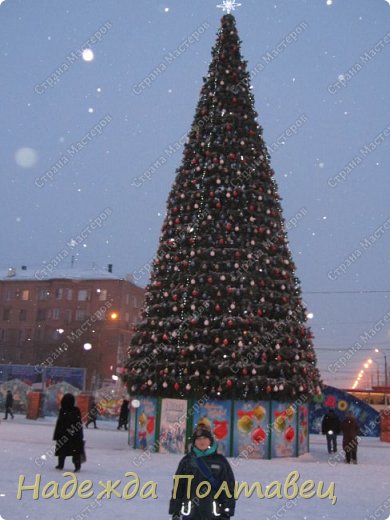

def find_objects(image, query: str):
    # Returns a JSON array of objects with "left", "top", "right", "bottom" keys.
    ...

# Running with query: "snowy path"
[{"left": 0, "top": 416, "right": 389, "bottom": 519}]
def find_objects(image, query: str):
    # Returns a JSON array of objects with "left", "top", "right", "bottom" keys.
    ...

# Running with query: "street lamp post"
[
  {"left": 374, "top": 348, "right": 389, "bottom": 386},
  {"left": 375, "top": 348, "right": 389, "bottom": 407}
]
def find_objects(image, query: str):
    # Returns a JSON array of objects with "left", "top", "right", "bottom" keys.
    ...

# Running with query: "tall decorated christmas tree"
[{"left": 124, "top": 5, "right": 322, "bottom": 404}]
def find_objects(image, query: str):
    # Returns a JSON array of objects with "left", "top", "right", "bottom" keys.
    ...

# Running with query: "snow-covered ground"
[{"left": 1, "top": 415, "right": 390, "bottom": 520}]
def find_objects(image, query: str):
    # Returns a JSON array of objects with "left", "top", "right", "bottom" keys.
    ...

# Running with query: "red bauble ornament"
[
  {"left": 252, "top": 427, "right": 266, "bottom": 445},
  {"left": 174, "top": 382, "right": 180, "bottom": 391},
  {"left": 285, "top": 426, "right": 295, "bottom": 443},
  {"left": 242, "top": 368, "right": 248, "bottom": 376},
  {"left": 257, "top": 309, "right": 263, "bottom": 317},
  {"left": 213, "top": 420, "right": 228, "bottom": 440},
  {"left": 215, "top": 304, "right": 221, "bottom": 312},
  {"left": 207, "top": 276, "right": 213, "bottom": 284},
  {"left": 226, "top": 379, "right": 233, "bottom": 387},
  {"left": 226, "top": 223, "right": 232, "bottom": 231},
  {"left": 223, "top": 338, "right": 229, "bottom": 346}
]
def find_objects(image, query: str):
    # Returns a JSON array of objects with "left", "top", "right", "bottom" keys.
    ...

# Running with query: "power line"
[{"left": 304, "top": 290, "right": 390, "bottom": 295}]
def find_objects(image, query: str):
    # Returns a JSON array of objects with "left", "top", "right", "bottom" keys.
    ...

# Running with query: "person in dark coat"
[
  {"left": 341, "top": 411, "right": 360, "bottom": 464},
  {"left": 53, "top": 393, "right": 84, "bottom": 472},
  {"left": 169, "top": 425, "right": 236, "bottom": 520},
  {"left": 117, "top": 399, "right": 129, "bottom": 430},
  {"left": 86, "top": 399, "right": 98, "bottom": 429},
  {"left": 321, "top": 408, "right": 341, "bottom": 454},
  {"left": 3, "top": 390, "right": 14, "bottom": 420}
]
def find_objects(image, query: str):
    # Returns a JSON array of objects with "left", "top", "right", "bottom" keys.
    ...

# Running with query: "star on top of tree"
[{"left": 217, "top": 0, "right": 242, "bottom": 14}]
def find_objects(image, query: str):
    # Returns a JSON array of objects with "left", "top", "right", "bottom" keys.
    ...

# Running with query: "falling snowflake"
[
  {"left": 216, "top": 0, "right": 242, "bottom": 14},
  {"left": 15, "top": 147, "right": 38, "bottom": 168},
  {"left": 82, "top": 48, "right": 94, "bottom": 62}
]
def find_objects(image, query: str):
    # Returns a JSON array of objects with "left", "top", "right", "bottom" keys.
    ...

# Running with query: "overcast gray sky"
[{"left": 1, "top": 0, "right": 390, "bottom": 389}]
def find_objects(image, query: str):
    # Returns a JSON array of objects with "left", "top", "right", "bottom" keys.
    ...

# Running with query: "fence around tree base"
[{"left": 128, "top": 396, "right": 310, "bottom": 459}]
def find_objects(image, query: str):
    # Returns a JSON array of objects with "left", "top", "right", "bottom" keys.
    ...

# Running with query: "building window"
[
  {"left": 39, "top": 289, "right": 50, "bottom": 301},
  {"left": 5, "top": 328, "right": 17, "bottom": 344},
  {"left": 52, "top": 308, "right": 60, "bottom": 320},
  {"left": 21, "top": 290, "right": 29, "bottom": 301},
  {"left": 3, "top": 290, "right": 14, "bottom": 301},
  {"left": 55, "top": 288, "right": 63, "bottom": 300},
  {"left": 2, "top": 308, "right": 10, "bottom": 321},
  {"left": 36, "top": 309, "right": 46, "bottom": 321},
  {"left": 97, "top": 289, "right": 108, "bottom": 301},
  {"left": 133, "top": 296, "right": 138, "bottom": 307},
  {"left": 23, "top": 329, "right": 32, "bottom": 343},
  {"left": 52, "top": 328, "right": 64, "bottom": 340},
  {"left": 125, "top": 294, "right": 130, "bottom": 305},
  {"left": 66, "top": 289, "right": 73, "bottom": 301},
  {"left": 78, "top": 289, "right": 90, "bottom": 301},
  {"left": 19, "top": 309, "right": 27, "bottom": 321},
  {"left": 64, "top": 309, "right": 72, "bottom": 322},
  {"left": 75, "top": 309, "right": 87, "bottom": 321}
]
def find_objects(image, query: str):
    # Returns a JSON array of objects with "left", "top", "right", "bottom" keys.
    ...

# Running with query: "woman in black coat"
[
  {"left": 169, "top": 426, "right": 236, "bottom": 520},
  {"left": 53, "top": 393, "right": 84, "bottom": 472},
  {"left": 117, "top": 399, "right": 130, "bottom": 430}
]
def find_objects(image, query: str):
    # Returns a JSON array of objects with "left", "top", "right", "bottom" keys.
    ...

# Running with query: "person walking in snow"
[
  {"left": 53, "top": 393, "right": 85, "bottom": 472},
  {"left": 86, "top": 399, "right": 98, "bottom": 429},
  {"left": 169, "top": 425, "right": 236, "bottom": 520},
  {"left": 341, "top": 411, "right": 360, "bottom": 464},
  {"left": 3, "top": 390, "right": 14, "bottom": 420},
  {"left": 321, "top": 408, "right": 341, "bottom": 454},
  {"left": 117, "top": 399, "right": 129, "bottom": 430}
]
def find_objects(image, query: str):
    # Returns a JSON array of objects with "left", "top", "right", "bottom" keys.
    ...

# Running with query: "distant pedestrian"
[
  {"left": 341, "top": 411, "right": 360, "bottom": 464},
  {"left": 53, "top": 393, "right": 85, "bottom": 472},
  {"left": 321, "top": 408, "right": 341, "bottom": 454},
  {"left": 117, "top": 399, "right": 129, "bottom": 430},
  {"left": 86, "top": 400, "right": 98, "bottom": 429},
  {"left": 3, "top": 390, "right": 14, "bottom": 420}
]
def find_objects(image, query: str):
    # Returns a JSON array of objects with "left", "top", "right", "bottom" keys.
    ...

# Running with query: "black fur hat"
[{"left": 192, "top": 425, "right": 214, "bottom": 445}]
